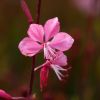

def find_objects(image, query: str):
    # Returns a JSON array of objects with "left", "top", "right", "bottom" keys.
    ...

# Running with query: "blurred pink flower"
[
  {"left": 0, "top": 89, "right": 30, "bottom": 100},
  {"left": 72, "top": 0, "right": 100, "bottom": 16},
  {"left": 35, "top": 51, "right": 69, "bottom": 89},
  {"left": 0, "top": 89, "right": 12, "bottom": 100},
  {"left": 18, "top": 17, "right": 74, "bottom": 59}
]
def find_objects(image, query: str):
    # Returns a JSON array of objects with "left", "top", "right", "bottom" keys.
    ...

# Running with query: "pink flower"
[
  {"left": 35, "top": 51, "right": 69, "bottom": 90},
  {"left": 18, "top": 17, "right": 74, "bottom": 59},
  {"left": 0, "top": 89, "right": 12, "bottom": 100},
  {"left": 0, "top": 89, "right": 26, "bottom": 100},
  {"left": 50, "top": 52, "right": 68, "bottom": 80}
]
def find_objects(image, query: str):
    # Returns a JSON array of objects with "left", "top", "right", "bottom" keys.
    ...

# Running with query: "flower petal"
[
  {"left": 28, "top": 24, "right": 44, "bottom": 43},
  {"left": 44, "top": 17, "right": 60, "bottom": 42},
  {"left": 52, "top": 51, "right": 67, "bottom": 66},
  {"left": 0, "top": 89, "right": 12, "bottom": 100},
  {"left": 40, "top": 67, "right": 49, "bottom": 91},
  {"left": 18, "top": 37, "right": 43, "bottom": 57},
  {"left": 50, "top": 32, "right": 74, "bottom": 51}
]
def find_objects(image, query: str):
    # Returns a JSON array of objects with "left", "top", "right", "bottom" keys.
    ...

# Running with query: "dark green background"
[{"left": 0, "top": 0, "right": 100, "bottom": 100}]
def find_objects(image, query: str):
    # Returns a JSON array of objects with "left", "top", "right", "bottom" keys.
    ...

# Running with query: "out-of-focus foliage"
[{"left": 0, "top": 0, "right": 100, "bottom": 100}]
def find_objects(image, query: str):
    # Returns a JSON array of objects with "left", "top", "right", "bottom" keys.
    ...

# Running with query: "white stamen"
[
  {"left": 55, "top": 65, "right": 67, "bottom": 71},
  {"left": 34, "top": 61, "right": 50, "bottom": 71},
  {"left": 52, "top": 66, "right": 62, "bottom": 80},
  {"left": 44, "top": 43, "right": 56, "bottom": 60},
  {"left": 51, "top": 64, "right": 67, "bottom": 80},
  {"left": 47, "top": 45, "right": 56, "bottom": 57}
]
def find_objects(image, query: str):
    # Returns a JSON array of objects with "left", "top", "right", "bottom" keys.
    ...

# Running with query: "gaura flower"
[
  {"left": 18, "top": 17, "right": 74, "bottom": 59},
  {"left": 34, "top": 51, "right": 70, "bottom": 90}
]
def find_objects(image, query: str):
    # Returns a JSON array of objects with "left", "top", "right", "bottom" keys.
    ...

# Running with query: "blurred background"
[{"left": 0, "top": 0, "right": 100, "bottom": 100}]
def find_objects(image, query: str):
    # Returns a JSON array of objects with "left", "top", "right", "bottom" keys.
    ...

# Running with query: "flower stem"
[
  {"left": 28, "top": 0, "right": 42, "bottom": 96},
  {"left": 21, "top": 0, "right": 33, "bottom": 24},
  {"left": 29, "top": 57, "right": 35, "bottom": 95},
  {"left": 35, "top": 0, "right": 42, "bottom": 24}
]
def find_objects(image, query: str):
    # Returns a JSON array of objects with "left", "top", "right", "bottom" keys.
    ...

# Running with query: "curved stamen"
[
  {"left": 51, "top": 64, "right": 67, "bottom": 80},
  {"left": 34, "top": 60, "right": 50, "bottom": 71}
]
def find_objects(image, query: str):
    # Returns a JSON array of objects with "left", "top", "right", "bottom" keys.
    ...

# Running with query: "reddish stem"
[
  {"left": 28, "top": 0, "right": 42, "bottom": 96},
  {"left": 20, "top": 0, "right": 42, "bottom": 97},
  {"left": 21, "top": 0, "right": 33, "bottom": 24},
  {"left": 29, "top": 57, "right": 35, "bottom": 95},
  {"left": 35, "top": 0, "right": 42, "bottom": 24}
]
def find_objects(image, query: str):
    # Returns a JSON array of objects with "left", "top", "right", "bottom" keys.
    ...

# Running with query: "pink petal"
[
  {"left": 50, "top": 32, "right": 74, "bottom": 51},
  {"left": 40, "top": 67, "right": 49, "bottom": 91},
  {"left": 28, "top": 24, "right": 44, "bottom": 43},
  {"left": 52, "top": 51, "right": 67, "bottom": 66},
  {"left": 0, "top": 89, "right": 12, "bottom": 100},
  {"left": 18, "top": 37, "right": 43, "bottom": 57},
  {"left": 44, "top": 17, "right": 60, "bottom": 42}
]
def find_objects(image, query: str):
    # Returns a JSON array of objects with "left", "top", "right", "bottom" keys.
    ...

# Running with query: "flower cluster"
[{"left": 18, "top": 17, "right": 74, "bottom": 90}]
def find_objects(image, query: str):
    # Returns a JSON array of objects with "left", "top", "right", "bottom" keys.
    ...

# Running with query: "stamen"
[
  {"left": 47, "top": 45, "right": 56, "bottom": 57},
  {"left": 52, "top": 66, "right": 62, "bottom": 80},
  {"left": 34, "top": 65, "right": 43, "bottom": 71},
  {"left": 34, "top": 60, "right": 50, "bottom": 71},
  {"left": 44, "top": 44, "right": 51, "bottom": 59},
  {"left": 51, "top": 64, "right": 66, "bottom": 80},
  {"left": 55, "top": 65, "right": 67, "bottom": 71},
  {"left": 44, "top": 43, "right": 56, "bottom": 60},
  {"left": 55, "top": 68, "right": 65, "bottom": 77}
]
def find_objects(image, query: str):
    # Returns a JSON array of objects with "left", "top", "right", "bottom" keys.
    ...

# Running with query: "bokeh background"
[{"left": 0, "top": 0, "right": 100, "bottom": 100}]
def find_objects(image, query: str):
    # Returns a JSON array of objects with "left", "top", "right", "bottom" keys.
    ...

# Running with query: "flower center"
[{"left": 43, "top": 42, "right": 56, "bottom": 60}]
